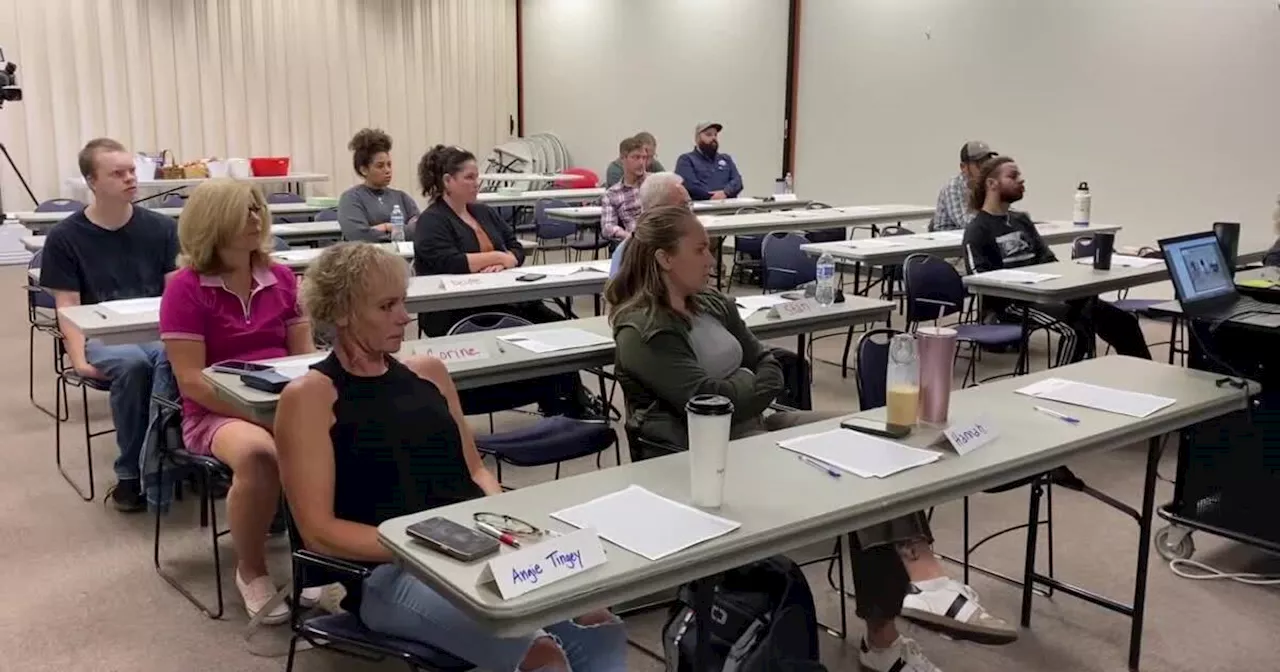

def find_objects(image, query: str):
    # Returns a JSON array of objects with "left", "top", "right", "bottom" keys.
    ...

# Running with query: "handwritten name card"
[{"left": 478, "top": 527, "right": 607, "bottom": 599}]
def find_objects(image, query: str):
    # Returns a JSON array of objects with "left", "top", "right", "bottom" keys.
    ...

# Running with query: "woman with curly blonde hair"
[{"left": 158, "top": 178, "right": 319, "bottom": 624}]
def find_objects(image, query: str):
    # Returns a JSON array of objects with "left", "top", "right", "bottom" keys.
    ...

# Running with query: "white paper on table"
[
  {"left": 530, "top": 263, "right": 590, "bottom": 277},
  {"left": 1015, "top": 377, "right": 1176, "bottom": 418},
  {"left": 738, "top": 307, "right": 759, "bottom": 321},
  {"left": 777, "top": 429, "right": 941, "bottom": 478},
  {"left": 1072, "top": 255, "right": 1162, "bottom": 269},
  {"left": 582, "top": 259, "right": 613, "bottom": 274},
  {"left": 498, "top": 328, "right": 612, "bottom": 353},
  {"left": 272, "top": 250, "right": 316, "bottom": 263},
  {"left": 98, "top": 297, "right": 162, "bottom": 315},
  {"left": 976, "top": 269, "right": 1061, "bottom": 284},
  {"left": 736, "top": 294, "right": 791, "bottom": 311},
  {"left": 551, "top": 485, "right": 741, "bottom": 561},
  {"left": 440, "top": 273, "right": 515, "bottom": 291},
  {"left": 840, "top": 238, "right": 904, "bottom": 249},
  {"left": 921, "top": 231, "right": 964, "bottom": 241},
  {"left": 273, "top": 353, "right": 329, "bottom": 380}
]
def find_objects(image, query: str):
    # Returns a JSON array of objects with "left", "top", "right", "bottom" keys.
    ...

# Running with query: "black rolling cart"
[{"left": 1151, "top": 312, "right": 1280, "bottom": 562}]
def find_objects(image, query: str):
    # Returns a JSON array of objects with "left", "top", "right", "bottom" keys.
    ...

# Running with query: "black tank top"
[{"left": 312, "top": 351, "right": 484, "bottom": 528}]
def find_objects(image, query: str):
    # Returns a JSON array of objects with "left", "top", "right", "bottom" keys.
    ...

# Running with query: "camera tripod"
[{"left": 0, "top": 141, "right": 39, "bottom": 214}]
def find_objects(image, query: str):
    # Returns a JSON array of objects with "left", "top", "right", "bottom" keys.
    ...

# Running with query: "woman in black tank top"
[{"left": 274, "top": 243, "right": 626, "bottom": 672}]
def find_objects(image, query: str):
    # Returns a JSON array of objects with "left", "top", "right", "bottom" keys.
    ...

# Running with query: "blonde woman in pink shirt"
[{"left": 159, "top": 179, "right": 318, "bottom": 624}]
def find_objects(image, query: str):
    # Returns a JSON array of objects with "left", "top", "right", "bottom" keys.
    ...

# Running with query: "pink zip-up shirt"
[{"left": 159, "top": 263, "right": 306, "bottom": 420}]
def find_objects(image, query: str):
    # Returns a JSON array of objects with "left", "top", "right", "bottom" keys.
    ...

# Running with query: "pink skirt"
[{"left": 181, "top": 411, "right": 238, "bottom": 457}]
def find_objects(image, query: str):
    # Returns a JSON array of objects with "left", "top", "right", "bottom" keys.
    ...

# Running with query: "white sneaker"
[
  {"left": 235, "top": 571, "right": 289, "bottom": 625},
  {"left": 859, "top": 636, "right": 943, "bottom": 672},
  {"left": 298, "top": 586, "right": 325, "bottom": 609},
  {"left": 901, "top": 577, "right": 1017, "bottom": 645}
]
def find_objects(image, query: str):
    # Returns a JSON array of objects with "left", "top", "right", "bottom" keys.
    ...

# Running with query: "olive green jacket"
[{"left": 612, "top": 290, "right": 784, "bottom": 448}]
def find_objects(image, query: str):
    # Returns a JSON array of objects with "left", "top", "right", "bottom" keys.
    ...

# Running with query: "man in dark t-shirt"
[
  {"left": 962, "top": 156, "right": 1150, "bottom": 366},
  {"left": 40, "top": 138, "right": 178, "bottom": 512}
]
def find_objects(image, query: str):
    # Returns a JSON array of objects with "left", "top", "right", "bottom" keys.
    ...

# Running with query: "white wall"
[
  {"left": 522, "top": 0, "right": 789, "bottom": 194},
  {"left": 795, "top": 0, "right": 1280, "bottom": 251},
  {"left": 0, "top": 0, "right": 518, "bottom": 207}
]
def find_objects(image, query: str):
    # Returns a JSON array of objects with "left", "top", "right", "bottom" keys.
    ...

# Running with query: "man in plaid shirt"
[
  {"left": 600, "top": 136, "right": 649, "bottom": 243},
  {"left": 930, "top": 140, "right": 997, "bottom": 231}
]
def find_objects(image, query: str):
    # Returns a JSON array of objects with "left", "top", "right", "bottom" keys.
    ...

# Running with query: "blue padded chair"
[
  {"left": 760, "top": 232, "right": 816, "bottom": 292},
  {"left": 314, "top": 207, "right": 338, "bottom": 221},
  {"left": 609, "top": 239, "right": 627, "bottom": 278},
  {"left": 157, "top": 194, "right": 186, "bottom": 209},
  {"left": 902, "top": 253, "right": 1023, "bottom": 387},
  {"left": 534, "top": 198, "right": 606, "bottom": 262},
  {"left": 1071, "top": 236, "right": 1175, "bottom": 359},
  {"left": 802, "top": 202, "right": 846, "bottom": 244},
  {"left": 268, "top": 192, "right": 307, "bottom": 224},
  {"left": 52, "top": 334, "right": 116, "bottom": 501},
  {"left": 725, "top": 207, "right": 768, "bottom": 290},
  {"left": 271, "top": 235, "right": 291, "bottom": 252},
  {"left": 25, "top": 249, "right": 64, "bottom": 419},
  {"left": 35, "top": 198, "right": 85, "bottom": 212},
  {"left": 151, "top": 394, "right": 233, "bottom": 619},
  {"left": 282, "top": 505, "right": 474, "bottom": 672},
  {"left": 448, "top": 313, "right": 619, "bottom": 480}
]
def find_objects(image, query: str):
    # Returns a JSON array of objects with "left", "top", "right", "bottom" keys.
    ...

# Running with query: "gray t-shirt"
[
  {"left": 337, "top": 184, "right": 421, "bottom": 242},
  {"left": 688, "top": 313, "right": 744, "bottom": 380}
]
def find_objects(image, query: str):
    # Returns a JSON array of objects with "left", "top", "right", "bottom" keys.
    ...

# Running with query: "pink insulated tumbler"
[{"left": 916, "top": 326, "right": 958, "bottom": 427}]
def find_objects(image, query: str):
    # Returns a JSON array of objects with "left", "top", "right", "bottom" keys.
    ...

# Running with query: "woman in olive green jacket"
[{"left": 606, "top": 206, "right": 1018, "bottom": 672}]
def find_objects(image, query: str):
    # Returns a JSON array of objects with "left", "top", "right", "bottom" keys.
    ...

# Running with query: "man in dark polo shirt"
[{"left": 41, "top": 138, "right": 178, "bottom": 512}]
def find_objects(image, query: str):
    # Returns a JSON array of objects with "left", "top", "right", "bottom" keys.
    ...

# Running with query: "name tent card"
[
  {"left": 478, "top": 527, "right": 607, "bottom": 599},
  {"left": 414, "top": 342, "right": 490, "bottom": 363},
  {"left": 768, "top": 298, "right": 820, "bottom": 319},
  {"left": 940, "top": 417, "right": 998, "bottom": 456},
  {"left": 772, "top": 193, "right": 798, "bottom": 202}
]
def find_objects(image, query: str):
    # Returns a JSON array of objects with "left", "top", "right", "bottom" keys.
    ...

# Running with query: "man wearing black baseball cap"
[
  {"left": 930, "top": 140, "right": 997, "bottom": 231},
  {"left": 674, "top": 121, "right": 743, "bottom": 201}
]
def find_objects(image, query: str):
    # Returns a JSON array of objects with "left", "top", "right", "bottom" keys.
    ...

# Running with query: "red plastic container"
[{"left": 249, "top": 157, "right": 291, "bottom": 177}]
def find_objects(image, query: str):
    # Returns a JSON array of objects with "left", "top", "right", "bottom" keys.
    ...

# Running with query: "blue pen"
[
  {"left": 1033, "top": 405, "right": 1079, "bottom": 425},
  {"left": 798, "top": 455, "right": 842, "bottom": 478}
]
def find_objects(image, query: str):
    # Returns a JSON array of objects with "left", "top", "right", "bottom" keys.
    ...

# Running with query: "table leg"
[
  {"left": 1019, "top": 477, "right": 1044, "bottom": 627},
  {"left": 1128, "top": 435, "right": 1162, "bottom": 671},
  {"left": 1015, "top": 304, "right": 1032, "bottom": 375}
]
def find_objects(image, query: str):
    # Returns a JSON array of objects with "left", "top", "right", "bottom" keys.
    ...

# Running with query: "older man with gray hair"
[{"left": 638, "top": 171, "right": 690, "bottom": 212}]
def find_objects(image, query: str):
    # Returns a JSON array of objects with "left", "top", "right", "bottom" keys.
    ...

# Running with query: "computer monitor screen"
[{"left": 1162, "top": 234, "right": 1234, "bottom": 303}]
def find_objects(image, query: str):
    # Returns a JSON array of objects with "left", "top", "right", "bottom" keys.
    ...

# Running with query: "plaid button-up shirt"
[
  {"left": 931, "top": 172, "right": 974, "bottom": 232},
  {"left": 601, "top": 178, "right": 643, "bottom": 241}
]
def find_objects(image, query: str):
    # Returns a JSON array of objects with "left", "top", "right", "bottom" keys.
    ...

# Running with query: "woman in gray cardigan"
[{"left": 337, "top": 128, "right": 420, "bottom": 242}]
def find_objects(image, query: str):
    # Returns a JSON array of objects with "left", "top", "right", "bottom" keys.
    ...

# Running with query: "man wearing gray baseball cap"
[
  {"left": 674, "top": 121, "right": 743, "bottom": 201},
  {"left": 930, "top": 140, "right": 997, "bottom": 231}
]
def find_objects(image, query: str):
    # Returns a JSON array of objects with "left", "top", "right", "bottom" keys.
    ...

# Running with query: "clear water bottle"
[
  {"left": 783, "top": 172, "right": 794, "bottom": 195},
  {"left": 815, "top": 251, "right": 836, "bottom": 307},
  {"left": 389, "top": 204, "right": 406, "bottom": 242}
]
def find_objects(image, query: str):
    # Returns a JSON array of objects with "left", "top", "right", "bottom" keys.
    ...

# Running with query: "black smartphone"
[
  {"left": 211, "top": 360, "right": 272, "bottom": 375},
  {"left": 239, "top": 370, "right": 292, "bottom": 394},
  {"left": 841, "top": 417, "right": 912, "bottom": 439},
  {"left": 406, "top": 517, "right": 500, "bottom": 562},
  {"left": 517, "top": 273, "right": 546, "bottom": 282}
]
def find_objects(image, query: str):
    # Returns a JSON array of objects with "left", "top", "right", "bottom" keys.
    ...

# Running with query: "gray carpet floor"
[{"left": 1, "top": 263, "right": 1277, "bottom": 672}]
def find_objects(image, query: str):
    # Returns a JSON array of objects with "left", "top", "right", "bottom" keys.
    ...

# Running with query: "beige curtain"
[{"left": 0, "top": 0, "right": 518, "bottom": 206}]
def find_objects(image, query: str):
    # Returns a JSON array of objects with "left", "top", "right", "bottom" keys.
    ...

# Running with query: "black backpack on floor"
[{"left": 662, "top": 556, "right": 824, "bottom": 672}]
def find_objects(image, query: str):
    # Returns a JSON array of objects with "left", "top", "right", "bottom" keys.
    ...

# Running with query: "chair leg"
[
  {"left": 55, "top": 380, "right": 94, "bottom": 502},
  {"left": 1045, "top": 482, "right": 1056, "bottom": 596},
  {"left": 840, "top": 327, "right": 855, "bottom": 378},
  {"left": 156, "top": 467, "right": 226, "bottom": 619},
  {"left": 962, "top": 496, "right": 971, "bottom": 586},
  {"left": 285, "top": 633, "right": 301, "bottom": 672},
  {"left": 554, "top": 462, "right": 562, "bottom": 480}
]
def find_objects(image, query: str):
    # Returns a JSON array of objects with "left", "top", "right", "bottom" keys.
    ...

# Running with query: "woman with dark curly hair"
[
  {"left": 412, "top": 144, "right": 592, "bottom": 418},
  {"left": 337, "top": 128, "right": 420, "bottom": 242}
]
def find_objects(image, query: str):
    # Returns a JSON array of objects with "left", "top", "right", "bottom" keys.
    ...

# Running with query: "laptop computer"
[{"left": 1158, "top": 231, "right": 1280, "bottom": 327}]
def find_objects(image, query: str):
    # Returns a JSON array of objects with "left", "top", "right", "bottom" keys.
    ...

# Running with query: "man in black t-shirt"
[
  {"left": 40, "top": 138, "right": 179, "bottom": 512},
  {"left": 963, "top": 156, "right": 1151, "bottom": 366}
]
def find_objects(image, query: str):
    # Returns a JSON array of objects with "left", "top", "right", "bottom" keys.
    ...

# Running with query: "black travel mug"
[
  {"left": 1093, "top": 232, "right": 1115, "bottom": 270},
  {"left": 1213, "top": 222, "right": 1240, "bottom": 274}
]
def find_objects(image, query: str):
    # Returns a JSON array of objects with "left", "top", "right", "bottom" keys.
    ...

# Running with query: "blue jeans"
[
  {"left": 360, "top": 564, "right": 628, "bottom": 671},
  {"left": 84, "top": 340, "right": 171, "bottom": 481}
]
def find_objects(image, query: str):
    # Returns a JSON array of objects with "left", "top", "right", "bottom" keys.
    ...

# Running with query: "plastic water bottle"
[
  {"left": 389, "top": 204, "right": 406, "bottom": 242},
  {"left": 815, "top": 251, "right": 836, "bottom": 307},
  {"left": 784, "top": 172, "right": 794, "bottom": 195},
  {"left": 1072, "top": 182, "right": 1091, "bottom": 227}
]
